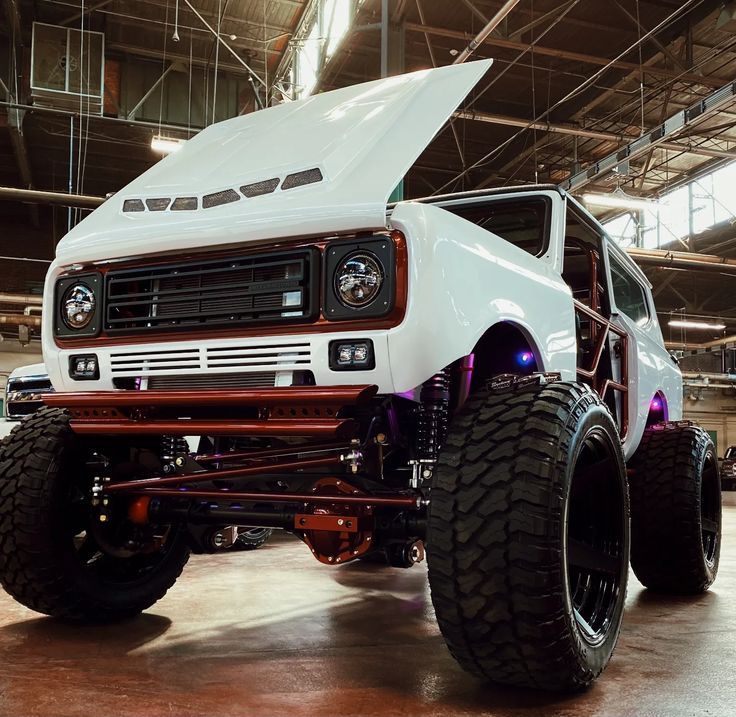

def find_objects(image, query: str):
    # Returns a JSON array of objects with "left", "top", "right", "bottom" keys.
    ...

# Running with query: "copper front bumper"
[{"left": 43, "top": 385, "right": 378, "bottom": 438}]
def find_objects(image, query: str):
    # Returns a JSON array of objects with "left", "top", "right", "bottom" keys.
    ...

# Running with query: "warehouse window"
[
  {"left": 603, "top": 160, "right": 736, "bottom": 249},
  {"left": 292, "top": 0, "right": 354, "bottom": 99}
]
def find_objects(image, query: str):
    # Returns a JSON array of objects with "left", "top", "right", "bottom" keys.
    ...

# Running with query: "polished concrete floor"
[{"left": 0, "top": 499, "right": 735, "bottom": 717}]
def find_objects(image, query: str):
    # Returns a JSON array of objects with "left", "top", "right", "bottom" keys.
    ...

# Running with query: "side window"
[
  {"left": 441, "top": 198, "right": 549, "bottom": 257},
  {"left": 608, "top": 252, "right": 649, "bottom": 326}
]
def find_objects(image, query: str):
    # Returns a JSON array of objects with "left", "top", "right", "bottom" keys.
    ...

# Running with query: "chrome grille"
[
  {"left": 5, "top": 375, "right": 54, "bottom": 420},
  {"left": 104, "top": 249, "right": 316, "bottom": 335}
]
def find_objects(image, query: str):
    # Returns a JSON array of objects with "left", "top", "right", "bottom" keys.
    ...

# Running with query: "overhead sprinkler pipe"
[
  {"left": 0, "top": 186, "right": 105, "bottom": 209},
  {"left": 452, "top": 0, "right": 522, "bottom": 64},
  {"left": 0, "top": 315, "right": 42, "bottom": 329},
  {"left": 0, "top": 293, "right": 43, "bottom": 307}
]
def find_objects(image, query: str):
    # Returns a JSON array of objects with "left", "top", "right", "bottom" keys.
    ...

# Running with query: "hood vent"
[
  {"left": 171, "top": 196, "right": 198, "bottom": 210},
  {"left": 241, "top": 177, "right": 280, "bottom": 198},
  {"left": 202, "top": 188, "right": 240, "bottom": 209},
  {"left": 123, "top": 199, "right": 145, "bottom": 212},
  {"left": 146, "top": 198, "right": 171, "bottom": 211},
  {"left": 121, "top": 167, "right": 323, "bottom": 213},
  {"left": 282, "top": 168, "right": 323, "bottom": 190}
]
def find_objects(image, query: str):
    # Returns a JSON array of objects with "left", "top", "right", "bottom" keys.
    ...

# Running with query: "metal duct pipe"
[
  {"left": 0, "top": 315, "right": 42, "bottom": 328},
  {"left": 455, "top": 110, "right": 736, "bottom": 160},
  {"left": 682, "top": 371, "right": 736, "bottom": 382},
  {"left": 0, "top": 293, "right": 43, "bottom": 306},
  {"left": 0, "top": 186, "right": 105, "bottom": 209},
  {"left": 626, "top": 247, "right": 736, "bottom": 275},
  {"left": 667, "top": 335, "right": 736, "bottom": 351},
  {"left": 683, "top": 381, "right": 736, "bottom": 390},
  {"left": 453, "top": 0, "right": 522, "bottom": 64}
]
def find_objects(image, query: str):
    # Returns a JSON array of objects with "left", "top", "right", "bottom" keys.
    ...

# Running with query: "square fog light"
[
  {"left": 69, "top": 354, "right": 99, "bottom": 380},
  {"left": 329, "top": 340, "right": 375, "bottom": 371}
]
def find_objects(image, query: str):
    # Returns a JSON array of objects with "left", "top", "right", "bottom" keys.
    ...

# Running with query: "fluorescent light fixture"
[
  {"left": 668, "top": 319, "right": 726, "bottom": 330},
  {"left": 582, "top": 189, "right": 660, "bottom": 212},
  {"left": 151, "top": 136, "right": 184, "bottom": 154}
]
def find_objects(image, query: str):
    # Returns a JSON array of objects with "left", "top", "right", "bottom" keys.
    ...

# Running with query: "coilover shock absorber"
[
  {"left": 160, "top": 435, "right": 191, "bottom": 474},
  {"left": 411, "top": 368, "right": 451, "bottom": 486}
]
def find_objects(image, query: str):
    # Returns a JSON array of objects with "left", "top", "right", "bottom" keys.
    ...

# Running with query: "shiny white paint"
[
  {"left": 603, "top": 239, "right": 683, "bottom": 458},
  {"left": 41, "top": 62, "right": 681, "bottom": 460},
  {"left": 387, "top": 195, "right": 578, "bottom": 387},
  {"left": 54, "top": 60, "right": 492, "bottom": 265},
  {"left": 43, "top": 190, "right": 577, "bottom": 399},
  {"left": 6, "top": 362, "right": 46, "bottom": 380}
]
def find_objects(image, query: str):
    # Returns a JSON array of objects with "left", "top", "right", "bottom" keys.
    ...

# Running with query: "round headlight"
[
  {"left": 62, "top": 283, "right": 96, "bottom": 329},
  {"left": 334, "top": 252, "right": 384, "bottom": 308}
]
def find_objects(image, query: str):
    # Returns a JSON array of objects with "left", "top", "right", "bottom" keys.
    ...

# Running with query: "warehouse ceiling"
[{"left": 1, "top": 0, "right": 736, "bottom": 344}]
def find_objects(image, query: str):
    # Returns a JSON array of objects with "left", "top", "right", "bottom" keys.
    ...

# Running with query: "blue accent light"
[{"left": 517, "top": 351, "right": 534, "bottom": 366}]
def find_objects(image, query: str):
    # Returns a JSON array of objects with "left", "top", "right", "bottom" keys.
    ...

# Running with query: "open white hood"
[{"left": 56, "top": 60, "right": 492, "bottom": 264}]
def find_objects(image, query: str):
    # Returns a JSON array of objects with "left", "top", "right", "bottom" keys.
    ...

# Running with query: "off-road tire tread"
[
  {"left": 629, "top": 423, "right": 720, "bottom": 594},
  {"left": 234, "top": 528, "right": 273, "bottom": 551},
  {"left": 0, "top": 407, "right": 189, "bottom": 621},
  {"left": 428, "top": 381, "right": 625, "bottom": 691}
]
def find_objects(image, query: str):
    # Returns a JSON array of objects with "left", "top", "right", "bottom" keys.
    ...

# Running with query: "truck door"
[{"left": 562, "top": 205, "right": 628, "bottom": 436}]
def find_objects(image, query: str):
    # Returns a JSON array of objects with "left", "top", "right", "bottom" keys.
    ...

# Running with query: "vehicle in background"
[
  {"left": 3, "top": 363, "right": 54, "bottom": 421},
  {"left": 721, "top": 446, "right": 736, "bottom": 490}
]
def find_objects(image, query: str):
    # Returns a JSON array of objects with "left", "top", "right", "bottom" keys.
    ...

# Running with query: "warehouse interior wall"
[{"left": 684, "top": 391, "right": 736, "bottom": 457}]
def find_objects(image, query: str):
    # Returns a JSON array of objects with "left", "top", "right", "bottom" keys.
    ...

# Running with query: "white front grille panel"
[{"left": 109, "top": 341, "right": 312, "bottom": 377}]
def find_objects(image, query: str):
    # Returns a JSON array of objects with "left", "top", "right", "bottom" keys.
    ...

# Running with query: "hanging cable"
[
  {"left": 433, "top": 0, "right": 705, "bottom": 195},
  {"left": 212, "top": 0, "right": 222, "bottom": 125},
  {"left": 530, "top": 0, "right": 538, "bottom": 183},
  {"left": 74, "top": 0, "right": 85, "bottom": 226},
  {"left": 188, "top": 30, "right": 193, "bottom": 132},
  {"left": 79, "top": 11, "right": 94, "bottom": 199},
  {"left": 173, "top": 0, "right": 181, "bottom": 42},
  {"left": 635, "top": 0, "right": 645, "bottom": 136},
  {"left": 158, "top": 0, "right": 170, "bottom": 139}
]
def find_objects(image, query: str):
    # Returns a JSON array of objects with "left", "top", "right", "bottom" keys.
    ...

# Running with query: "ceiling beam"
[
  {"left": 627, "top": 247, "right": 736, "bottom": 276},
  {"left": 457, "top": 110, "right": 736, "bottom": 160},
  {"left": 59, "top": 0, "right": 114, "bottom": 26},
  {"left": 560, "top": 80, "right": 736, "bottom": 192},
  {"left": 404, "top": 22, "right": 728, "bottom": 89}
]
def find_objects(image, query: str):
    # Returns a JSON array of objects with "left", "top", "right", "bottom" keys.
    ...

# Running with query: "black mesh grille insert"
[
  {"left": 146, "top": 198, "right": 172, "bottom": 211},
  {"left": 240, "top": 178, "right": 280, "bottom": 198},
  {"left": 171, "top": 196, "right": 198, "bottom": 210},
  {"left": 123, "top": 199, "right": 145, "bottom": 212},
  {"left": 202, "top": 189, "right": 240, "bottom": 209},
  {"left": 104, "top": 249, "right": 316, "bottom": 334},
  {"left": 282, "top": 168, "right": 323, "bottom": 190},
  {"left": 147, "top": 372, "right": 278, "bottom": 390}
]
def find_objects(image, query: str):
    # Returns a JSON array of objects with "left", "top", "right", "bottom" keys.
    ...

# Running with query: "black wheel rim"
[
  {"left": 67, "top": 479, "right": 179, "bottom": 587},
  {"left": 566, "top": 428, "right": 626, "bottom": 647},
  {"left": 700, "top": 449, "right": 720, "bottom": 566}
]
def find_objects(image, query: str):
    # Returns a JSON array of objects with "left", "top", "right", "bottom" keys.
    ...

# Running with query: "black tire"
[
  {"left": 233, "top": 527, "right": 273, "bottom": 550},
  {"left": 629, "top": 422, "right": 720, "bottom": 594},
  {"left": 428, "top": 380, "right": 629, "bottom": 692},
  {"left": 0, "top": 407, "right": 190, "bottom": 621}
]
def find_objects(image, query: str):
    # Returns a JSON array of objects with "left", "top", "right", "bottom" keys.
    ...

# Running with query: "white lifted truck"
[{"left": 0, "top": 61, "right": 721, "bottom": 692}]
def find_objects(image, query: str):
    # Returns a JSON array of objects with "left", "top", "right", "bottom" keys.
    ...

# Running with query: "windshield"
[{"left": 440, "top": 197, "right": 550, "bottom": 257}]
